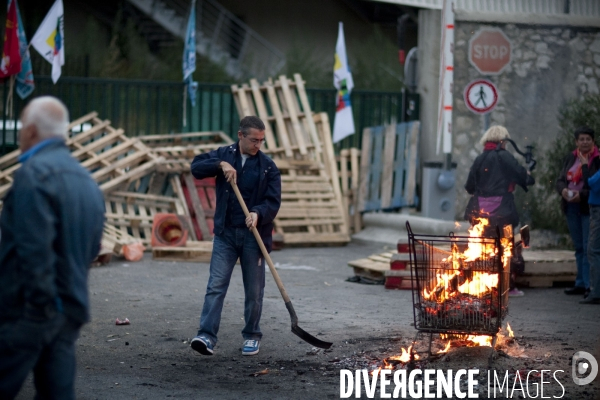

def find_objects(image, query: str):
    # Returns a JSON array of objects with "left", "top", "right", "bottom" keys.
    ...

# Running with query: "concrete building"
[{"left": 376, "top": 0, "right": 600, "bottom": 221}]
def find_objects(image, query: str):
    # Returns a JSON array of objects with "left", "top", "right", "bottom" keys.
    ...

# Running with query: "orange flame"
[
  {"left": 389, "top": 345, "right": 412, "bottom": 363},
  {"left": 388, "top": 345, "right": 420, "bottom": 363},
  {"left": 423, "top": 217, "right": 512, "bottom": 303},
  {"left": 467, "top": 335, "right": 493, "bottom": 347},
  {"left": 506, "top": 322, "right": 514, "bottom": 338},
  {"left": 437, "top": 341, "right": 452, "bottom": 353}
]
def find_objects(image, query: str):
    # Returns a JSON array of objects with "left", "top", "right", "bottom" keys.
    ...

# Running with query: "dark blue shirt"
[
  {"left": 190, "top": 142, "right": 281, "bottom": 252},
  {"left": 227, "top": 152, "right": 260, "bottom": 227}
]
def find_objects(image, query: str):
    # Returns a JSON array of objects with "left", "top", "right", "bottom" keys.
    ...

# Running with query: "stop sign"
[{"left": 469, "top": 28, "right": 512, "bottom": 75}]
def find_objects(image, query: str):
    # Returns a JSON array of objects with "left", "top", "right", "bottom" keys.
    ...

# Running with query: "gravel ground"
[{"left": 14, "top": 239, "right": 600, "bottom": 399}]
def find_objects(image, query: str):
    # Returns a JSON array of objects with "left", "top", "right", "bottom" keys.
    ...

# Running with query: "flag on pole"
[
  {"left": 15, "top": 0, "right": 34, "bottom": 99},
  {"left": 0, "top": 0, "right": 22, "bottom": 78},
  {"left": 30, "top": 0, "right": 64, "bottom": 83},
  {"left": 332, "top": 22, "right": 355, "bottom": 144},
  {"left": 183, "top": 0, "right": 197, "bottom": 106}
]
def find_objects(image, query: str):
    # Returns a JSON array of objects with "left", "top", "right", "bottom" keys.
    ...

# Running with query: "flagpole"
[
  {"left": 6, "top": 76, "right": 15, "bottom": 119},
  {"left": 183, "top": 84, "right": 187, "bottom": 128}
]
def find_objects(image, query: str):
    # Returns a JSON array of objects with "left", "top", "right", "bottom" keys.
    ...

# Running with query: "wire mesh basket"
[{"left": 406, "top": 221, "right": 510, "bottom": 336}]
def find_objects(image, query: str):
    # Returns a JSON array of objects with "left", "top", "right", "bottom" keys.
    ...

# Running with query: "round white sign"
[{"left": 464, "top": 79, "right": 498, "bottom": 114}]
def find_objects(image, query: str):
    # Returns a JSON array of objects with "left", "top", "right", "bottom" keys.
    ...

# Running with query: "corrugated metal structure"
[{"left": 372, "top": 0, "right": 600, "bottom": 15}]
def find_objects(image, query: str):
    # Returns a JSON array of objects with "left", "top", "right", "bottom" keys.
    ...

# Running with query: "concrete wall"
[
  {"left": 438, "top": 13, "right": 600, "bottom": 219},
  {"left": 417, "top": 9, "right": 443, "bottom": 166}
]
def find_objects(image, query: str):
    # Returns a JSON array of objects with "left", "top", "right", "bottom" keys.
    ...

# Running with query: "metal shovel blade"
[
  {"left": 285, "top": 301, "right": 332, "bottom": 349},
  {"left": 291, "top": 324, "right": 332, "bottom": 349}
]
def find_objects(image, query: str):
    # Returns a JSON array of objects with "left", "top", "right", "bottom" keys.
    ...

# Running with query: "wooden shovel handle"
[{"left": 230, "top": 181, "right": 291, "bottom": 303}]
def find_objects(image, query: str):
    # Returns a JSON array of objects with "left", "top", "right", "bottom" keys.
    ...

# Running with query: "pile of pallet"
[
  {"left": 231, "top": 74, "right": 350, "bottom": 245},
  {"left": 347, "top": 238, "right": 413, "bottom": 289},
  {"left": 0, "top": 75, "right": 360, "bottom": 263},
  {"left": 348, "top": 241, "right": 578, "bottom": 290},
  {"left": 337, "top": 147, "right": 361, "bottom": 234},
  {"left": 0, "top": 112, "right": 232, "bottom": 262},
  {"left": 358, "top": 121, "right": 420, "bottom": 212}
]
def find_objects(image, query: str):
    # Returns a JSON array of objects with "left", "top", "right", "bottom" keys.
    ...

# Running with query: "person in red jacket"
[{"left": 556, "top": 126, "right": 600, "bottom": 299}]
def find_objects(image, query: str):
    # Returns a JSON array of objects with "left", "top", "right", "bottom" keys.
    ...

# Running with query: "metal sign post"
[{"left": 436, "top": 0, "right": 454, "bottom": 160}]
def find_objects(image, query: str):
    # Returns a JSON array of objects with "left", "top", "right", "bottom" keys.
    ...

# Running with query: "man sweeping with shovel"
[{"left": 190, "top": 116, "right": 281, "bottom": 356}]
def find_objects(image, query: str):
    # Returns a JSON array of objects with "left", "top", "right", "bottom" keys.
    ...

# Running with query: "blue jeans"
[
  {"left": 0, "top": 314, "right": 81, "bottom": 400},
  {"left": 566, "top": 202, "right": 590, "bottom": 288},
  {"left": 587, "top": 206, "right": 600, "bottom": 298},
  {"left": 198, "top": 227, "right": 266, "bottom": 344}
]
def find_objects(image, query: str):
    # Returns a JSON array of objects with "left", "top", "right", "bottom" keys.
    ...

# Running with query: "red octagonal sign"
[{"left": 469, "top": 28, "right": 512, "bottom": 75}]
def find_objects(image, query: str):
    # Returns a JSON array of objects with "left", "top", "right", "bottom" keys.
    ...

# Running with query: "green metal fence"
[{"left": 0, "top": 76, "right": 418, "bottom": 155}]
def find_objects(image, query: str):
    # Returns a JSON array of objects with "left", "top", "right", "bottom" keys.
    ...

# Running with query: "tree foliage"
[{"left": 529, "top": 93, "right": 600, "bottom": 233}]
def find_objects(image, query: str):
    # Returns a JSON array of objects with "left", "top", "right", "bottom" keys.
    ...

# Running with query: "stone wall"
[{"left": 453, "top": 21, "right": 600, "bottom": 219}]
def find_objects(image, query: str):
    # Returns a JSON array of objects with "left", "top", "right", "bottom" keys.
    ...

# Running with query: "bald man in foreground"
[{"left": 0, "top": 97, "right": 105, "bottom": 399}]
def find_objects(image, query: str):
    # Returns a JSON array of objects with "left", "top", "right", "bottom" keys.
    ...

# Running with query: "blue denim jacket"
[
  {"left": 0, "top": 141, "right": 105, "bottom": 324},
  {"left": 588, "top": 169, "right": 600, "bottom": 206},
  {"left": 190, "top": 142, "right": 281, "bottom": 252}
]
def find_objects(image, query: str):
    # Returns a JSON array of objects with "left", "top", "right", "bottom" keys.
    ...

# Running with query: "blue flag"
[
  {"left": 15, "top": 0, "right": 34, "bottom": 98},
  {"left": 183, "top": 0, "right": 196, "bottom": 106}
]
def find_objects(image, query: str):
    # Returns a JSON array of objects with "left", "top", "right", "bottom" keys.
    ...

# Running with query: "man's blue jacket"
[
  {"left": 190, "top": 142, "right": 281, "bottom": 252},
  {"left": 0, "top": 141, "right": 105, "bottom": 325}
]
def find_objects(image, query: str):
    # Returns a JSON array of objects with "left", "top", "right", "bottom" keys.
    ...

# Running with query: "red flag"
[{"left": 0, "top": 0, "right": 22, "bottom": 78}]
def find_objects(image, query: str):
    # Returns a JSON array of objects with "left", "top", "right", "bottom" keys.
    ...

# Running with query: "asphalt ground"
[{"left": 14, "top": 239, "right": 600, "bottom": 399}]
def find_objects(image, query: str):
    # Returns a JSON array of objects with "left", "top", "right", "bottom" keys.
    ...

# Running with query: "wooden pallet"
[
  {"left": 140, "top": 132, "right": 234, "bottom": 174},
  {"left": 152, "top": 241, "right": 213, "bottom": 262},
  {"left": 515, "top": 249, "right": 577, "bottom": 287},
  {"left": 338, "top": 148, "right": 361, "bottom": 234},
  {"left": 138, "top": 131, "right": 233, "bottom": 148},
  {"left": 180, "top": 173, "right": 216, "bottom": 241},
  {"left": 68, "top": 117, "right": 164, "bottom": 193},
  {"left": 349, "top": 248, "right": 578, "bottom": 289},
  {"left": 358, "top": 121, "right": 420, "bottom": 212},
  {"left": 0, "top": 112, "right": 101, "bottom": 199},
  {"left": 347, "top": 251, "right": 397, "bottom": 278},
  {"left": 231, "top": 74, "right": 322, "bottom": 161},
  {"left": 231, "top": 75, "right": 350, "bottom": 246},
  {"left": 0, "top": 113, "right": 163, "bottom": 198},
  {"left": 101, "top": 222, "right": 141, "bottom": 256},
  {"left": 105, "top": 191, "right": 187, "bottom": 248}
]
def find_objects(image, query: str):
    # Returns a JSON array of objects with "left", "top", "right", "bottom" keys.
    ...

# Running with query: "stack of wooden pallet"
[
  {"left": 348, "top": 243, "right": 578, "bottom": 290},
  {"left": 231, "top": 74, "right": 350, "bottom": 245},
  {"left": 0, "top": 72, "right": 359, "bottom": 260},
  {"left": 337, "top": 147, "right": 361, "bottom": 234},
  {"left": 358, "top": 121, "right": 420, "bottom": 212},
  {"left": 347, "top": 238, "right": 413, "bottom": 289},
  {"left": 0, "top": 113, "right": 232, "bottom": 261}
]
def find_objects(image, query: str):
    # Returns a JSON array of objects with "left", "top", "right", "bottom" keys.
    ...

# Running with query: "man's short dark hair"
[
  {"left": 574, "top": 126, "right": 595, "bottom": 140},
  {"left": 239, "top": 116, "right": 265, "bottom": 136}
]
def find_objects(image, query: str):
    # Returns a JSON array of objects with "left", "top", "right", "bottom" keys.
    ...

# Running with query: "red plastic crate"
[
  {"left": 181, "top": 176, "right": 216, "bottom": 241},
  {"left": 390, "top": 253, "right": 410, "bottom": 270},
  {"left": 397, "top": 238, "right": 410, "bottom": 253}
]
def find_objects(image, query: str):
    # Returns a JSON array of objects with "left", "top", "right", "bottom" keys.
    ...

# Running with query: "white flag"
[
  {"left": 30, "top": 0, "right": 64, "bottom": 83},
  {"left": 332, "top": 22, "right": 355, "bottom": 143}
]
